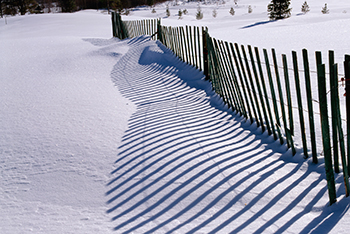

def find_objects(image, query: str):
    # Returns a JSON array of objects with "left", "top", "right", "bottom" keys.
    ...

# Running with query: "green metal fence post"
[
  {"left": 202, "top": 28, "right": 209, "bottom": 80},
  {"left": 317, "top": 62, "right": 337, "bottom": 205},
  {"left": 345, "top": 55, "right": 350, "bottom": 175},
  {"left": 242, "top": 45, "right": 263, "bottom": 128},
  {"left": 332, "top": 64, "right": 350, "bottom": 197},
  {"left": 272, "top": 48, "right": 289, "bottom": 147},
  {"left": 264, "top": 49, "right": 284, "bottom": 144},
  {"left": 329, "top": 50, "right": 339, "bottom": 171},
  {"left": 282, "top": 54, "right": 296, "bottom": 155},
  {"left": 292, "top": 51, "right": 308, "bottom": 158},
  {"left": 255, "top": 47, "right": 275, "bottom": 137},
  {"left": 248, "top": 45, "right": 267, "bottom": 133},
  {"left": 303, "top": 49, "right": 318, "bottom": 163}
]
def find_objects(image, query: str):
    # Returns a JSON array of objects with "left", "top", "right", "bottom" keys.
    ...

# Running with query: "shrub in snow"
[
  {"left": 267, "top": 0, "right": 292, "bottom": 20},
  {"left": 166, "top": 5, "right": 170, "bottom": 17},
  {"left": 301, "top": 1, "right": 310, "bottom": 14},
  {"left": 183, "top": 9, "right": 188, "bottom": 15},
  {"left": 178, "top": 9, "right": 182, "bottom": 18},
  {"left": 248, "top": 5, "right": 252, "bottom": 13},
  {"left": 229, "top": 7, "right": 235, "bottom": 16},
  {"left": 152, "top": 8, "right": 156, "bottom": 13},
  {"left": 196, "top": 6, "right": 203, "bottom": 20},
  {"left": 321, "top": 3, "right": 329, "bottom": 14},
  {"left": 213, "top": 9, "right": 217, "bottom": 18}
]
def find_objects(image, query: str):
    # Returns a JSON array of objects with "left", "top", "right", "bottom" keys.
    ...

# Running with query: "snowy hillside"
[{"left": 1, "top": 0, "right": 350, "bottom": 233}]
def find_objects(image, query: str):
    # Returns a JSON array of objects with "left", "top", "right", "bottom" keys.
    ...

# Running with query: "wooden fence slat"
[
  {"left": 282, "top": 54, "right": 296, "bottom": 155},
  {"left": 176, "top": 27, "right": 183, "bottom": 60},
  {"left": 203, "top": 27, "right": 209, "bottom": 80},
  {"left": 242, "top": 45, "right": 263, "bottom": 128},
  {"left": 209, "top": 38, "right": 224, "bottom": 97},
  {"left": 292, "top": 51, "right": 308, "bottom": 158},
  {"left": 236, "top": 43, "right": 259, "bottom": 124},
  {"left": 255, "top": 47, "right": 275, "bottom": 137},
  {"left": 186, "top": 26, "right": 191, "bottom": 65},
  {"left": 333, "top": 63, "right": 350, "bottom": 197},
  {"left": 225, "top": 42, "right": 246, "bottom": 116},
  {"left": 197, "top": 27, "right": 202, "bottom": 71},
  {"left": 317, "top": 62, "right": 337, "bottom": 205},
  {"left": 213, "top": 39, "right": 230, "bottom": 104},
  {"left": 218, "top": 40, "right": 240, "bottom": 110},
  {"left": 329, "top": 50, "right": 339, "bottom": 171},
  {"left": 248, "top": 45, "right": 266, "bottom": 132},
  {"left": 264, "top": 49, "right": 284, "bottom": 144},
  {"left": 272, "top": 49, "right": 289, "bottom": 147},
  {"left": 230, "top": 43, "right": 252, "bottom": 120},
  {"left": 303, "top": 49, "right": 318, "bottom": 163},
  {"left": 345, "top": 55, "right": 350, "bottom": 175},
  {"left": 193, "top": 27, "right": 198, "bottom": 68}
]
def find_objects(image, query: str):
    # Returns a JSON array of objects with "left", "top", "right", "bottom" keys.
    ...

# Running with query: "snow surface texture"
[{"left": 1, "top": 0, "right": 350, "bottom": 233}]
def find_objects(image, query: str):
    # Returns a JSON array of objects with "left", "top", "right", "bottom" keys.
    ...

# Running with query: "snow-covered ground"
[{"left": 1, "top": 0, "right": 350, "bottom": 233}]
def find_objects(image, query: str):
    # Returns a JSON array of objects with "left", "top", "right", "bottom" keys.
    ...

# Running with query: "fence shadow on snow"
[{"left": 110, "top": 12, "right": 350, "bottom": 208}]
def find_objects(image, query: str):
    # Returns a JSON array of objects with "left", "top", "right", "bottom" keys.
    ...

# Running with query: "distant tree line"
[{"left": 0, "top": 0, "right": 168, "bottom": 16}]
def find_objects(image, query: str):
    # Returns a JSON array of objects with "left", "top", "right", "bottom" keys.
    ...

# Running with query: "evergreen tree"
[
  {"left": 301, "top": 1, "right": 309, "bottom": 14},
  {"left": 178, "top": 8, "right": 182, "bottom": 18},
  {"left": 59, "top": 0, "right": 76, "bottom": 12},
  {"left": 212, "top": 8, "right": 217, "bottom": 18},
  {"left": 248, "top": 5, "right": 252, "bottom": 13},
  {"left": 229, "top": 7, "right": 235, "bottom": 16},
  {"left": 321, "top": 3, "right": 329, "bottom": 14},
  {"left": 0, "top": 0, "right": 4, "bottom": 17},
  {"left": 165, "top": 5, "right": 170, "bottom": 17},
  {"left": 196, "top": 5, "right": 203, "bottom": 20},
  {"left": 267, "top": 0, "right": 291, "bottom": 20}
]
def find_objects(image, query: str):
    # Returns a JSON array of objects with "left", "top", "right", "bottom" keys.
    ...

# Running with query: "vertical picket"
[
  {"left": 203, "top": 27, "right": 209, "bottom": 80},
  {"left": 248, "top": 45, "right": 267, "bottom": 133},
  {"left": 272, "top": 49, "right": 289, "bottom": 147},
  {"left": 197, "top": 27, "right": 202, "bottom": 71},
  {"left": 213, "top": 39, "right": 231, "bottom": 104},
  {"left": 292, "top": 51, "right": 308, "bottom": 158},
  {"left": 230, "top": 43, "right": 252, "bottom": 120},
  {"left": 332, "top": 64, "right": 350, "bottom": 197},
  {"left": 282, "top": 54, "right": 296, "bottom": 155},
  {"left": 317, "top": 62, "right": 337, "bottom": 205},
  {"left": 218, "top": 40, "right": 241, "bottom": 110},
  {"left": 345, "top": 55, "right": 350, "bottom": 175},
  {"left": 255, "top": 47, "right": 275, "bottom": 138},
  {"left": 264, "top": 49, "right": 284, "bottom": 145},
  {"left": 235, "top": 44, "right": 259, "bottom": 124},
  {"left": 329, "top": 50, "right": 339, "bottom": 171},
  {"left": 303, "top": 49, "right": 318, "bottom": 163},
  {"left": 225, "top": 42, "right": 245, "bottom": 116},
  {"left": 242, "top": 45, "right": 263, "bottom": 128}
]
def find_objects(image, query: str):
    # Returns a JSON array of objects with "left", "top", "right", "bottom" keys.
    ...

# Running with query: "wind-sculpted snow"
[{"left": 106, "top": 36, "right": 349, "bottom": 233}]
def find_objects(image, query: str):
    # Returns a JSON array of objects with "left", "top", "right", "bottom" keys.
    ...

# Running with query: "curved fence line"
[{"left": 111, "top": 12, "right": 350, "bottom": 205}]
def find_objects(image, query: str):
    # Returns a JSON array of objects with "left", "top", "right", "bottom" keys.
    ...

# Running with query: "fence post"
[
  {"left": 329, "top": 51, "right": 339, "bottom": 172},
  {"left": 292, "top": 51, "right": 308, "bottom": 158},
  {"left": 264, "top": 49, "right": 284, "bottom": 144},
  {"left": 345, "top": 55, "right": 350, "bottom": 176},
  {"left": 111, "top": 12, "right": 116, "bottom": 38},
  {"left": 157, "top": 19, "right": 162, "bottom": 43},
  {"left": 303, "top": 49, "right": 317, "bottom": 163},
  {"left": 318, "top": 62, "right": 337, "bottom": 205},
  {"left": 202, "top": 28, "right": 208, "bottom": 75},
  {"left": 282, "top": 54, "right": 296, "bottom": 155},
  {"left": 333, "top": 63, "right": 350, "bottom": 197}
]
